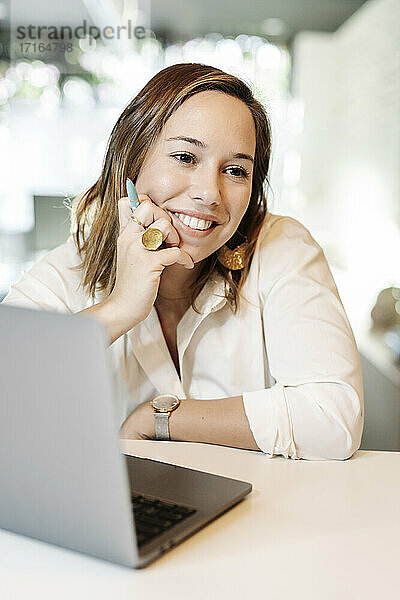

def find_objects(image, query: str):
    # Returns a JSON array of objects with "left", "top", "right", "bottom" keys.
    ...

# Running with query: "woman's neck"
[{"left": 157, "top": 262, "right": 202, "bottom": 301}]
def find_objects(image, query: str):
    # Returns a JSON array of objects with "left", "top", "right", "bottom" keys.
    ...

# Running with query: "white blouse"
[{"left": 1, "top": 212, "right": 364, "bottom": 460}]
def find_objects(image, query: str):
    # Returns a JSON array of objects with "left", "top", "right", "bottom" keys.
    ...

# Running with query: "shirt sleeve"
[
  {"left": 1, "top": 235, "right": 87, "bottom": 313},
  {"left": 241, "top": 216, "right": 364, "bottom": 461}
]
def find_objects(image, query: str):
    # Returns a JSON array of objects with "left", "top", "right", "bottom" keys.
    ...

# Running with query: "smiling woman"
[
  {"left": 70, "top": 64, "right": 271, "bottom": 317},
  {"left": 1, "top": 63, "right": 363, "bottom": 460},
  {"left": 133, "top": 89, "right": 257, "bottom": 304}
]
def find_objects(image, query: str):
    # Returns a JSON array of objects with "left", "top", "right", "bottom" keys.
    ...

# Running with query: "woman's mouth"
[{"left": 167, "top": 210, "right": 218, "bottom": 239}]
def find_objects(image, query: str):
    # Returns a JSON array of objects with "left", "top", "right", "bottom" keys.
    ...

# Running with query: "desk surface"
[{"left": 1, "top": 443, "right": 399, "bottom": 600}]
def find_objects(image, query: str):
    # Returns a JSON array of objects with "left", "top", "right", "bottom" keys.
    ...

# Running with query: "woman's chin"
[{"left": 181, "top": 244, "right": 217, "bottom": 264}]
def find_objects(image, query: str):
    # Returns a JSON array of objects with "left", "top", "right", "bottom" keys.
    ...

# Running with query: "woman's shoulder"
[
  {"left": 257, "top": 212, "right": 316, "bottom": 246},
  {"left": 255, "top": 212, "right": 326, "bottom": 286},
  {"left": 1, "top": 234, "right": 93, "bottom": 313},
  {"left": 27, "top": 233, "right": 85, "bottom": 281}
]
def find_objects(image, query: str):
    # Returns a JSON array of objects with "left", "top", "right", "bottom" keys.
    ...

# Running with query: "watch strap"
[{"left": 154, "top": 412, "right": 170, "bottom": 440}]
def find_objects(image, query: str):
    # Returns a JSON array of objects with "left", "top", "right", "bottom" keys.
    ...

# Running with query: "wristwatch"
[{"left": 151, "top": 394, "right": 181, "bottom": 440}]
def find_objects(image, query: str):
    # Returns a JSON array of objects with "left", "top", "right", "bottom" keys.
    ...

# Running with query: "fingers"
[
  {"left": 150, "top": 217, "right": 180, "bottom": 246},
  {"left": 131, "top": 196, "right": 173, "bottom": 229},
  {"left": 156, "top": 246, "right": 195, "bottom": 269},
  {"left": 118, "top": 194, "right": 152, "bottom": 233},
  {"left": 117, "top": 195, "right": 194, "bottom": 269},
  {"left": 119, "top": 195, "right": 179, "bottom": 245},
  {"left": 118, "top": 198, "right": 132, "bottom": 234}
]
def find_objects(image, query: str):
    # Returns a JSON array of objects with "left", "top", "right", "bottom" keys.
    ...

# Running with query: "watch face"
[{"left": 152, "top": 395, "right": 180, "bottom": 412}]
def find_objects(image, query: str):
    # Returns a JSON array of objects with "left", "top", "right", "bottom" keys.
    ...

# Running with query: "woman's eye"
[
  {"left": 226, "top": 166, "right": 250, "bottom": 179},
  {"left": 171, "top": 154, "right": 250, "bottom": 179},
  {"left": 171, "top": 152, "right": 196, "bottom": 165}
]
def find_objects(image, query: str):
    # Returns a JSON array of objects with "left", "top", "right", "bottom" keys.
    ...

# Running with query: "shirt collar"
[
  {"left": 95, "top": 270, "right": 227, "bottom": 314},
  {"left": 191, "top": 269, "right": 227, "bottom": 315}
]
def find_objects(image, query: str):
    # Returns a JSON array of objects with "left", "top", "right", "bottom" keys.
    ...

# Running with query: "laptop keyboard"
[{"left": 131, "top": 493, "right": 197, "bottom": 547}]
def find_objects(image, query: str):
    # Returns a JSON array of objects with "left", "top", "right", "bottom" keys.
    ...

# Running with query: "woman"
[{"left": 1, "top": 63, "right": 363, "bottom": 459}]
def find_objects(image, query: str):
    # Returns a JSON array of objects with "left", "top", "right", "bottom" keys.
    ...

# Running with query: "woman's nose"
[{"left": 189, "top": 167, "right": 222, "bottom": 206}]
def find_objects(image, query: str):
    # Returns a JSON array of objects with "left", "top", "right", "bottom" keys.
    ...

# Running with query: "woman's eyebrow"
[
  {"left": 233, "top": 152, "right": 254, "bottom": 164},
  {"left": 166, "top": 135, "right": 205, "bottom": 148},
  {"left": 166, "top": 136, "right": 254, "bottom": 163}
]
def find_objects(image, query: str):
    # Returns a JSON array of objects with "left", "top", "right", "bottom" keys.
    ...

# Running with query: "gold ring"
[
  {"left": 131, "top": 214, "right": 145, "bottom": 228},
  {"left": 141, "top": 227, "right": 163, "bottom": 251}
]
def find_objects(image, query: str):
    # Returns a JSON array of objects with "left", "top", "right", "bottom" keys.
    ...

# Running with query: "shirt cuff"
[{"left": 242, "top": 383, "right": 299, "bottom": 459}]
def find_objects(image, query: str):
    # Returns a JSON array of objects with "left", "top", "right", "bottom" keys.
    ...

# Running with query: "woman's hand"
[{"left": 106, "top": 194, "right": 194, "bottom": 333}]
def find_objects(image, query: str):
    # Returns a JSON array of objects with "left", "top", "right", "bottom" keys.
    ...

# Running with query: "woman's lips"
[{"left": 167, "top": 211, "right": 218, "bottom": 239}]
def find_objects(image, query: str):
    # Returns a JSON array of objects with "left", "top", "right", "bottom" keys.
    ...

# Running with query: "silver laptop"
[{"left": 0, "top": 304, "right": 252, "bottom": 568}]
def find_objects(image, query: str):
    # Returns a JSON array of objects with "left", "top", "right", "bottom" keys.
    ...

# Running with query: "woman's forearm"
[
  {"left": 169, "top": 396, "right": 261, "bottom": 451},
  {"left": 120, "top": 394, "right": 261, "bottom": 451},
  {"left": 76, "top": 300, "right": 135, "bottom": 346}
]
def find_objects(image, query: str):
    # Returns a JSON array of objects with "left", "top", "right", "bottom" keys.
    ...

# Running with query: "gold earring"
[{"left": 216, "top": 231, "right": 250, "bottom": 270}]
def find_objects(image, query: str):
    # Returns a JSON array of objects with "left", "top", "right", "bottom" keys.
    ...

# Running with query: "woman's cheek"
[{"left": 145, "top": 170, "right": 185, "bottom": 204}]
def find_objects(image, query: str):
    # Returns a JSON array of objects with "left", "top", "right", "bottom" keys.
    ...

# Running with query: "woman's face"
[{"left": 135, "top": 90, "right": 256, "bottom": 264}]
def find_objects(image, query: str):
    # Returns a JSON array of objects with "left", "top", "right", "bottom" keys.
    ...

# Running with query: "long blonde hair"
[{"left": 70, "top": 63, "right": 272, "bottom": 313}]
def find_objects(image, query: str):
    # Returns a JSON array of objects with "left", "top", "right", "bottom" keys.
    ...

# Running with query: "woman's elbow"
[
  {"left": 330, "top": 388, "right": 364, "bottom": 460},
  {"left": 328, "top": 429, "right": 361, "bottom": 460},
  {"left": 295, "top": 427, "right": 362, "bottom": 461},
  {"left": 293, "top": 385, "right": 364, "bottom": 461}
]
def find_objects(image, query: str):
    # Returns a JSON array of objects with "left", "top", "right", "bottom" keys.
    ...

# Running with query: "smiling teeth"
[{"left": 174, "top": 213, "right": 213, "bottom": 230}]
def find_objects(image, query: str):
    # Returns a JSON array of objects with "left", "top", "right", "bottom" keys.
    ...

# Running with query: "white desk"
[{"left": 1, "top": 442, "right": 399, "bottom": 599}]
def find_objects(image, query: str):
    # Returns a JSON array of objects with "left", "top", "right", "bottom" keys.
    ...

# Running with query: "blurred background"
[{"left": 0, "top": 0, "right": 399, "bottom": 450}]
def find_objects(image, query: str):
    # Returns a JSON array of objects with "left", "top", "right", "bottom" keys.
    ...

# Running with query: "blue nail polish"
[{"left": 126, "top": 178, "right": 139, "bottom": 211}]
